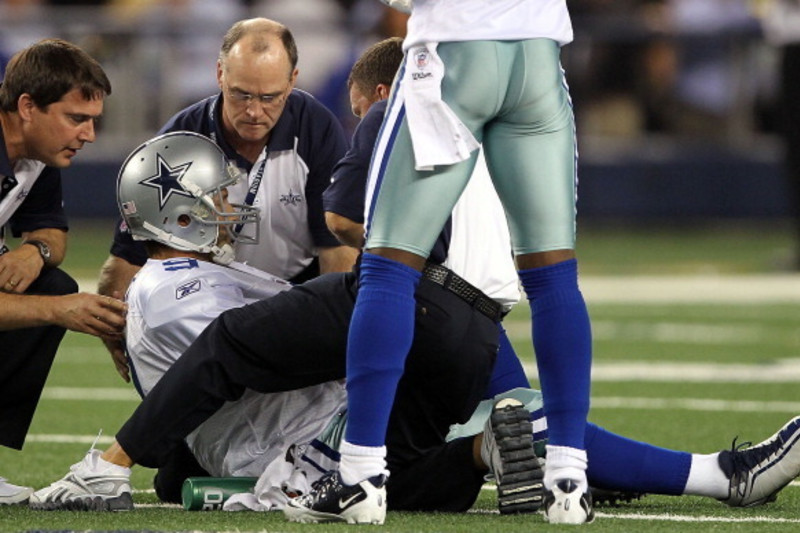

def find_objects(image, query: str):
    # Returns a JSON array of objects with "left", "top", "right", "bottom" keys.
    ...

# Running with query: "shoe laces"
[
  {"left": 729, "top": 434, "right": 783, "bottom": 472},
  {"left": 307, "top": 470, "right": 341, "bottom": 498}
]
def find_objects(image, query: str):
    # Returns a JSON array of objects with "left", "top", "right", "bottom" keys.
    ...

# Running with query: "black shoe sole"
[
  {"left": 30, "top": 492, "right": 134, "bottom": 512},
  {"left": 491, "top": 402, "right": 544, "bottom": 514}
]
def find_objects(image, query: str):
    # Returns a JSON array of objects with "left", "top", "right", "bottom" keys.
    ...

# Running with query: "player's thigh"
[
  {"left": 365, "top": 119, "right": 477, "bottom": 258},
  {"left": 483, "top": 40, "right": 578, "bottom": 254},
  {"left": 364, "top": 40, "right": 500, "bottom": 257}
]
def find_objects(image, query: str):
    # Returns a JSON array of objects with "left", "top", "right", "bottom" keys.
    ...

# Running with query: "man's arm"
[
  {"left": 97, "top": 254, "right": 141, "bottom": 382},
  {"left": 324, "top": 212, "right": 365, "bottom": 249},
  {"left": 97, "top": 254, "right": 141, "bottom": 298},
  {"left": 0, "top": 291, "right": 126, "bottom": 336},
  {"left": 318, "top": 245, "right": 359, "bottom": 274},
  {"left": 0, "top": 228, "right": 67, "bottom": 293}
]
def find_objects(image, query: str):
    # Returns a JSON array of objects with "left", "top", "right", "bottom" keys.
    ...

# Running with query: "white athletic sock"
[
  {"left": 338, "top": 440, "right": 388, "bottom": 486},
  {"left": 683, "top": 452, "right": 728, "bottom": 499},
  {"left": 544, "top": 445, "right": 588, "bottom": 492}
]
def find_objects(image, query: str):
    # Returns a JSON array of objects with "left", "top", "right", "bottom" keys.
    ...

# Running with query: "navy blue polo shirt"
[
  {"left": 323, "top": 100, "right": 450, "bottom": 264},
  {"left": 0, "top": 126, "right": 67, "bottom": 253},
  {"left": 112, "top": 89, "right": 348, "bottom": 281}
]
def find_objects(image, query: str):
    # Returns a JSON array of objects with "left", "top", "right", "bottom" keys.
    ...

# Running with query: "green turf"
[{"left": 2, "top": 219, "right": 800, "bottom": 531}]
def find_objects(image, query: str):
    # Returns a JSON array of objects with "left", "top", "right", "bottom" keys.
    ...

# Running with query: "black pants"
[
  {"left": 0, "top": 268, "right": 78, "bottom": 449},
  {"left": 117, "top": 271, "right": 498, "bottom": 511}
]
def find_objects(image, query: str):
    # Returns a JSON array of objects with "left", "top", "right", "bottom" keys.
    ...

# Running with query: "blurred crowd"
[{"left": 0, "top": 0, "right": 797, "bottom": 149}]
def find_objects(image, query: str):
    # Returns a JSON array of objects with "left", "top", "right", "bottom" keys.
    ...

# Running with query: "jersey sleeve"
[
  {"left": 8, "top": 166, "right": 68, "bottom": 236},
  {"left": 301, "top": 97, "right": 350, "bottom": 248}
]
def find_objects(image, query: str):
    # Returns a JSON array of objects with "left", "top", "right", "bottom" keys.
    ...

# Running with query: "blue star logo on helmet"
[{"left": 139, "top": 153, "right": 194, "bottom": 209}]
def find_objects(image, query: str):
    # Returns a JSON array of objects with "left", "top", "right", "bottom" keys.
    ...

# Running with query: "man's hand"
[
  {"left": 0, "top": 244, "right": 45, "bottom": 293},
  {"left": 51, "top": 293, "right": 127, "bottom": 338},
  {"left": 104, "top": 336, "right": 130, "bottom": 382},
  {"left": 97, "top": 256, "right": 140, "bottom": 381}
]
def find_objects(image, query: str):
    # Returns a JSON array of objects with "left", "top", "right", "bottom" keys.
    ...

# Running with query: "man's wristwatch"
[{"left": 24, "top": 239, "right": 52, "bottom": 266}]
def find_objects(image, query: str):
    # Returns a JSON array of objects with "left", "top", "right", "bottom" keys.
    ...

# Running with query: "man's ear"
[
  {"left": 216, "top": 60, "right": 225, "bottom": 90},
  {"left": 16, "top": 94, "right": 36, "bottom": 121},
  {"left": 375, "top": 83, "right": 391, "bottom": 101}
]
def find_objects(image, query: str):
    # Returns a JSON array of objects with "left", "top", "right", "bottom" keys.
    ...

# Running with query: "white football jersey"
[
  {"left": 125, "top": 258, "right": 346, "bottom": 477},
  {"left": 404, "top": 0, "right": 572, "bottom": 49}
]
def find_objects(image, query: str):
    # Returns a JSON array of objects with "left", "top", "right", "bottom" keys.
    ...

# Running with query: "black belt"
[{"left": 421, "top": 263, "right": 503, "bottom": 322}]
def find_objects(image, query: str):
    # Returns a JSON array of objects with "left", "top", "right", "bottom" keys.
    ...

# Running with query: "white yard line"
[
  {"left": 78, "top": 274, "right": 800, "bottom": 304},
  {"left": 580, "top": 274, "right": 800, "bottom": 304},
  {"left": 518, "top": 359, "right": 800, "bottom": 383}
]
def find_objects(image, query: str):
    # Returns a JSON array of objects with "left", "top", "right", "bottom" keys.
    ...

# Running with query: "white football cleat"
[
  {"left": 543, "top": 479, "right": 595, "bottom": 525},
  {"left": 284, "top": 470, "right": 386, "bottom": 524},
  {"left": 29, "top": 449, "right": 133, "bottom": 511},
  {"left": 718, "top": 416, "right": 800, "bottom": 507},
  {"left": 0, "top": 477, "right": 33, "bottom": 505}
]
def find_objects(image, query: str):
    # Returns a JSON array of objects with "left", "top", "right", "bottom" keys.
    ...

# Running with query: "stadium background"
[{"left": 1, "top": 0, "right": 795, "bottom": 224}]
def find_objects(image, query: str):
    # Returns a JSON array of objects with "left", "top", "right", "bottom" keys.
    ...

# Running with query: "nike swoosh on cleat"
[{"left": 339, "top": 493, "right": 363, "bottom": 509}]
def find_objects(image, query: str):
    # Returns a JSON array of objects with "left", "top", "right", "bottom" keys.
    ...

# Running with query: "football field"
[{"left": 2, "top": 219, "right": 800, "bottom": 532}]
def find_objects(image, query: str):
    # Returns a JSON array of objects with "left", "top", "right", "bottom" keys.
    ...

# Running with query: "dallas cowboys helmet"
[{"left": 117, "top": 131, "right": 259, "bottom": 265}]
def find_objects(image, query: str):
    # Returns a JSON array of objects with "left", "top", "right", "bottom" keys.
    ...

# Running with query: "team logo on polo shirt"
[
  {"left": 279, "top": 188, "right": 303, "bottom": 206},
  {"left": 139, "top": 153, "right": 194, "bottom": 209}
]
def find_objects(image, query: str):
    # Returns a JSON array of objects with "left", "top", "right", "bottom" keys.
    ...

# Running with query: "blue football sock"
[
  {"left": 344, "top": 253, "right": 421, "bottom": 447},
  {"left": 520, "top": 259, "right": 590, "bottom": 449},
  {"left": 585, "top": 422, "right": 691, "bottom": 495},
  {"left": 486, "top": 324, "right": 530, "bottom": 398}
]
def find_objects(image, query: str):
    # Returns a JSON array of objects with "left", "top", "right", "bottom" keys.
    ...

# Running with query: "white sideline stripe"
[
  {"left": 469, "top": 509, "right": 800, "bottom": 523},
  {"left": 41, "top": 387, "right": 139, "bottom": 401},
  {"left": 580, "top": 274, "right": 800, "bottom": 304},
  {"left": 593, "top": 512, "right": 800, "bottom": 523},
  {"left": 25, "top": 434, "right": 117, "bottom": 444},
  {"left": 591, "top": 397, "right": 800, "bottom": 412},
  {"left": 522, "top": 360, "right": 800, "bottom": 383},
  {"left": 78, "top": 274, "right": 800, "bottom": 304},
  {"left": 38, "top": 387, "right": 800, "bottom": 412},
  {"left": 480, "top": 481, "right": 800, "bottom": 492}
]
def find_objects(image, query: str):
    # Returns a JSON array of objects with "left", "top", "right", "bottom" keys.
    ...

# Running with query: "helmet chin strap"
[
  {"left": 141, "top": 221, "right": 234, "bottom": 264},
  {"left": 211, "top": 243, "right": 235, "bottom": 265}
]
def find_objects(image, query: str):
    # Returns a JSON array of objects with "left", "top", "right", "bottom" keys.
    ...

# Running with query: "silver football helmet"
[{"left": 117, "top": 131, "right": 259, "bottom": 265}]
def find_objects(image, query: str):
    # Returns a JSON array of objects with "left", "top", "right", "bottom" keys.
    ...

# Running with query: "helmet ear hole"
[{"left": 178, "top": 214, "right": 192, "bottom": 227}]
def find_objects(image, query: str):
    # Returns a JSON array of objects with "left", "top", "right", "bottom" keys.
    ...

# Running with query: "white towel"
[{"left": 401, "top": 42, "right": 480, "bottom": 171}]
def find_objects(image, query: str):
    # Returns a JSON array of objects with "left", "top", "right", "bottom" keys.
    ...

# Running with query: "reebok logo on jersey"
[{"left": 176, "top": 278, "right": 201, "bottom": 299}]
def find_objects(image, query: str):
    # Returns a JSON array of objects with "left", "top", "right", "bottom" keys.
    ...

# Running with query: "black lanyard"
[{"left": 234, "top": 153, "right": 267, "bottom": 235}]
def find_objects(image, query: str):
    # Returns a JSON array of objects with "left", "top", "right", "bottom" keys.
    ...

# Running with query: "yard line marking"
[
  {"left": 79, "top": 274, "right": 800, "bottom": 304},
  {"left": 40, "top": 387, "right": 139, "bottom": 401},
  {"left": 25, "top": 434, "right": 117, "bottom": 444},
  {"left": 593, "top": 512, "right": 800, "bottom": 523},
  {"left": 580, "top": 275, "right": 800, "bottom": 304},
  {"left": 522, "top": 360, "right": 800, "bottom": 382},
  {"left": 590, "top": 397, "right": 800, "bottom": 413},
  {"left": 468, "top": 508, "right": 800, "bottom": 523}
]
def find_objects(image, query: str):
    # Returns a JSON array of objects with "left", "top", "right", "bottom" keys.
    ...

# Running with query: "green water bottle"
[{"left": 181, "top": 476, "right": 258, "bottom": 511}]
